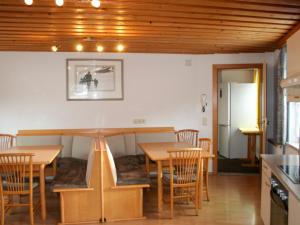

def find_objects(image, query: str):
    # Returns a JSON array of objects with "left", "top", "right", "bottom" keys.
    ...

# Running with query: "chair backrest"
[
  {"left": 176, "top": 129, "right": 199, "bottom": 146},
  {"left": 198, "top": 138, "right": 211, "bottom": 152},
  {"left": 0, "top": 134, "right": 14, "bottom": 150},
  {"left": 0, "top": 153, "right": 33, "bottom": 194},
  {"left": 167, "top": 148, "right": 202, "bottom": 185}
]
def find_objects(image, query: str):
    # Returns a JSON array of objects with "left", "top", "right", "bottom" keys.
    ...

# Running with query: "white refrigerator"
[{"left": 218, "top": 82, "right": 257, "bottom": 159}]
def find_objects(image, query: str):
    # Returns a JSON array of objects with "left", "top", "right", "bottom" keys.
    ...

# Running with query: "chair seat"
[{"left": 163, "top": 173, "right": 197, "bottom": 184}]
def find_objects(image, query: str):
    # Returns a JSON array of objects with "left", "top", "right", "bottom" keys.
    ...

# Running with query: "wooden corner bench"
[
  {"left": 52, "top": 139, "right": 102, "bottom": 225},
  {"left": 100, "top": 136, "right": 150, "bottom": 221},
  {"left": 52, "top": 136, "right": 150, "bottom": 224}
]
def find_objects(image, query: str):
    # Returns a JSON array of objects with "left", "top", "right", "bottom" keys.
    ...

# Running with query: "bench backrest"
[
  {"left": 16, "top": 134, "right": 94, "bottom": 160},
  {"left": 17, "top": 127, "right": 175, "bottom": 158},
  {"left": 106, "top": 131, "right": 176, "bottom": 157},
  {"left": 105, "top": 143, "right": 118, "bottom": 186},
  {"left": 86, "top": 142, "right": 96, "bottom": 187}
]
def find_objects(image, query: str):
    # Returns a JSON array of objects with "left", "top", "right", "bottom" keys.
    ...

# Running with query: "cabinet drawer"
[
  {"left": 261, "top": 173, "right": 271, "bottom": 225},
  {"left": 289, "top": 193, "right": 300, "bottom": 225}
]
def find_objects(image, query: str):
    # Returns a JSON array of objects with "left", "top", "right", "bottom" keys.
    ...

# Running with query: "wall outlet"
[
  {"left": 202, "top": 117, "right": 208, "bottom": 126},
  {"left": 133, "top": 118, "right": 146, "bottom": 124}
]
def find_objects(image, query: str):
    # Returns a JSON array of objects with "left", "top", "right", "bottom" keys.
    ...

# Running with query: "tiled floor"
[{"left": 4, "top": 175, "right": 263, "bottom": 225}]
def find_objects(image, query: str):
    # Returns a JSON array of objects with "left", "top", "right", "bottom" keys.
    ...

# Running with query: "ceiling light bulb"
[
  {"left": 51, "top": 45, "right": 58, "bottom": 52},
  {"left": 116, "top": 44, "right": 124, "bottom": 52},
  {"left": 97, "top": 45, "right": 104, "bottom": 52},
  {"left": 91, "top": 0, "right": 101, "bottom": 8},
  {"left": 24, "top": 0, "right": 33, "bottom": 5},
  {"left": 76, "top": 44, "right": 83, "bottom": 52},
  {"left": 55, "top": 0, "right": 64, "bottom": 7}
]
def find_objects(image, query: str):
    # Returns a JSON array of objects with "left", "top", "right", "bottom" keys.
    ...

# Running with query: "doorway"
[{"left": 212, "top": 64, "right": 267, "bottom": 174}]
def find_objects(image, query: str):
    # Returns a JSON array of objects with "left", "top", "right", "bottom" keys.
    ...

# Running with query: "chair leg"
[
  {"left": 170, "top": 188, "right": 174, "bottom": 219},
  {"left": 29, "top": 194, "right": 34, "bottom": 225},
  {"left": 1, "top": 195, "right": 4, "bottom": 225},
  {"left": 195, "top": 187, "right": 199, "bottom": 216},
  {"left": 205, "top": 173, "right": 210, "bottom": 201},
  {"left": 205, "top": 159, "right": 210, "bottom": 201}
]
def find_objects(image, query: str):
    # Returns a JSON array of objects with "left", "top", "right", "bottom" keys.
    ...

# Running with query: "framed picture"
[{"left": 67, "top": 59, "right": 123, "bottom": 100}]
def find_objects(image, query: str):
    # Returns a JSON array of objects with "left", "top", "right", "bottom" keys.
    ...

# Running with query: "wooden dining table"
[
  {"left": 239, "top": 128, "right": 262, "bottom": 167},
  {"left": 138, "top": 142, "right": 214, "bottom": 213},
  {"left": 1, "top": 145, "right": 62, "bottom": 221}
]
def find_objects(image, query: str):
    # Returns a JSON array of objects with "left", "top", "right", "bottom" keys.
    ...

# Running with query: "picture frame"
[{"left": 66, "top": 59, "right": 124, "bottom": 100}]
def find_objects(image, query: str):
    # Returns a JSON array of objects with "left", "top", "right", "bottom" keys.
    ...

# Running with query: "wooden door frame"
[{"left": 212, "top": 64, "right": 264, "bottom": 174}]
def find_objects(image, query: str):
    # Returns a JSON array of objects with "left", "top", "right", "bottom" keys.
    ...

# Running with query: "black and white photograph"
[{"left": 67, "top": 59, "right": 123, "bottom": 100}]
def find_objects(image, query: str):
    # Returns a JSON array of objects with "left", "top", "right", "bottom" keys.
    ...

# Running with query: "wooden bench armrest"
[
  {"left": 53, "top": 187, "right": 94, "bottom": 193},
  {"left": 111, "top": 184, "right": 150, "bottom": 190}
]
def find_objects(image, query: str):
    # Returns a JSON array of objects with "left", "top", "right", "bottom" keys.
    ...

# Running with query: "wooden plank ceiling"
[{"left": 0, "top": 0, "right": 299, "bottom": 54}]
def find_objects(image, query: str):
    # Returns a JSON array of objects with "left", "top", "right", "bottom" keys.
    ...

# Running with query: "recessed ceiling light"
[
  {"left": 97, "top": 45, "right": 104, "bottom": 52},
  {"left": 55, "top": 0, "right": 64, "bottom": 7},
  {"left": 24, "top": 0, "right": 33, "bottom": 5},
  {"left": 91, "top": 0, "right": 101, "bottom": 8},
  {"left": 76, "top": 44, "right": 83, "bottom": 52},
  {"left": 51, "top": 45, "right": 58, "bottom": 52},
  {"left": 116, "top": 44, "right": 124, "bottom": 52}
]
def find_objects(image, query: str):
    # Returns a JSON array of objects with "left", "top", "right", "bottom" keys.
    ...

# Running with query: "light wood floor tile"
[{"left": 4, "top": 175, "right": 263, "bottom": 225}]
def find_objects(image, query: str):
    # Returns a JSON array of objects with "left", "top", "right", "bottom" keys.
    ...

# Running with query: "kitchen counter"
[
  {"left": 261, "top": 154, "right": 300, "bottom": 201},
  {"left": 239, "top": 127, "right": 262, "bottom": 134}
]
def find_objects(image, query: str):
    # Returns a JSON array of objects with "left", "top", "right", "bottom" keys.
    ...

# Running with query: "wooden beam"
[{"left": 277, "top": 20, "right": 300, "bottom": 48}]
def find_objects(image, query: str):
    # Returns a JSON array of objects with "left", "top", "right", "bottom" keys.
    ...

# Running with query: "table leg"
[
  {"left": 198, "top": 158, "right": 203, "bottom": 209},
  {"left": 157, "top": 161, "right": 163, "bottom": 213},
  {"left": 247, "top": 135, "right": 251, "bottom": 161},
  {"left": 145, "top": 155, "right": 150, "bottom": 177},
  {"left": 243, "top": 134, "right": 258, "bottom": 167},
  {"left": 250, "top": 135, "right": 256, "bottom": 165},
  {"left": 39, "top": 164, "right": 46, "bottom": 221}
]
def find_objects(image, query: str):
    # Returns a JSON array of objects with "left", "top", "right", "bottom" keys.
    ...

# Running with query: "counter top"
[
  {"left": 261, "top": 154, "right": 300, "bottom": 201},
  {"left": 239, "top": 128, "right": 262, "bottom": 134}
]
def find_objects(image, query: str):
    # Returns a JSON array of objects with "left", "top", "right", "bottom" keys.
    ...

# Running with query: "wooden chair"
[
  {"left": 176, "top": 129, "right": 199, "bottom": 146},
  {"left": 198, "top": 138, "right": 212, "bottom": 202},
  {"left": 0, "top": 134, "right": 14, "bottom": 151},
  {"left": 164, "top": 148, "right": 202, "bottom": 218},
  {"left": 0, "top": 153, "right": 37, "bottom": 225}
]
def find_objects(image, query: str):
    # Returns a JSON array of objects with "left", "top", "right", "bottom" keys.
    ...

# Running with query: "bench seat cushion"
[
  {"left": 52, "top": 158, "right": 87, "bottom": 189},
  {"left": 114, "top": 155, "right": 150, "bottom": 186},
  {"left": 117, "top": 177, "right": 151, "bottom": 186},
  {"left": 114, "top": 155, "right": 145, "bottom": 172}
]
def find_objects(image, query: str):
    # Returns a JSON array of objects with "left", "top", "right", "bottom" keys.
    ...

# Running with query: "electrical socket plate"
[{"left": 133, "top": 119, "right": 146, "bottom": 124}]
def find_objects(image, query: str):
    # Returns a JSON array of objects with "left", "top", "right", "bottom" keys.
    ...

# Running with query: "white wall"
[
  {"left": 287, "top": 29, "right": 300, "bottom": 76},
  {"left": 0, "top": 52, "right": 275, "bottom": 138}
]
